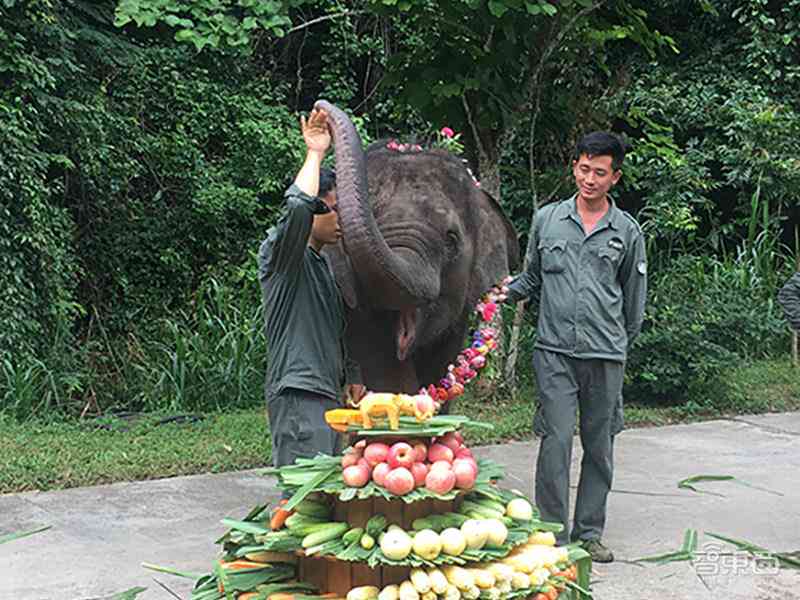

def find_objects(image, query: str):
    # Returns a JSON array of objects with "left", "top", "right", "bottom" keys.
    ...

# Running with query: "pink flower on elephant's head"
[{"left": 440, "top": 127, "right": 455, "bottom": 138}]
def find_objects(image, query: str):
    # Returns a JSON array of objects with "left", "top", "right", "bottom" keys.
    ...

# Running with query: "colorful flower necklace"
[{"left": 421, "top": 276, "right": 512, "bottom": 408}]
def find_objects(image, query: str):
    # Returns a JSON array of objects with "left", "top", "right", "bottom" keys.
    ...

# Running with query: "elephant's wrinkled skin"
[{"left": 318, "top": 101, "right": 520, "bottom": 395}]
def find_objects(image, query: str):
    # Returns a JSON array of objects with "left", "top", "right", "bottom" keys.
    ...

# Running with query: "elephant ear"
[
  {"left": 467, "top": 189, "right": 520, "bottom": 304},
  {"left": 324, "top": 242, "right": 358, "bottom": 309}
]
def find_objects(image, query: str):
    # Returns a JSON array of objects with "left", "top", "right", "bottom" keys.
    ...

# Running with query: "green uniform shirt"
[
  {"left": 258, "top": 184, "right": 361, "bottom": 401},
  {"left": 508, "top": 195, "right": 647, "bottom": 362},
  {"left": 778, "top": 272, "right": 800, "bottom": 331}
]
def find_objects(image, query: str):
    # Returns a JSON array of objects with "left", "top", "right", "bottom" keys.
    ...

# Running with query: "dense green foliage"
[{"left": 1, "top": 0, "right": 798, "bottom": 420}]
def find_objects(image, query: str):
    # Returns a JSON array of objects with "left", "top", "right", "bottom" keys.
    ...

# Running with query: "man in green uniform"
[
  {"left": 778, "top": 272, "right": 800, "bottom": 332},
  {"left": 506, "top": 132, "right": 647, "bottom": 562},
  {"left": 258, "top": 108, "right": 364, "bottom": 476}
]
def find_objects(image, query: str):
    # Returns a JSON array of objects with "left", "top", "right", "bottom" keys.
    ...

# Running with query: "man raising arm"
[{"left": 258, "top": 109, "right": 364, "bottom": 478}]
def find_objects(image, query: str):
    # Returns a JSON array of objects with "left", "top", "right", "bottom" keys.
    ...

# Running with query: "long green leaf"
[
  {"left": 706, "top": 532, "right": 800, "bottom": 570},
  {"left": 220, "top": 518, "right": 270, "bottom": 535},
  {"left": 632, "top": 530, "right": 699, "bottom": 564},
  {"left": 678, "top": 474, "right": 734, "bottom": 496},
  {"left": 681, "top": 528, "right": 699, "bottom": 554},
  {"left": 284, "top": 463, "right": 339, "bottom": 511},
  {"left": 142, "top": 562, "right": 205, "bottom": 579},
  {"left": 110, "top": 587, "right": 148, "bottom": 600},
  {"left": 678, "top": 474, "right": 783, "bottom": 497},
  {"left": 0, "top": 524, "right": 51, "bottom": 545}
]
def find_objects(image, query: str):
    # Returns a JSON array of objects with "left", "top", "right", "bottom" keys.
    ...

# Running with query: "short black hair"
[
  {"left": 575, "top": 132, "right": 626, "bottom": 171},
  {"left": 319, "top": 167, "right": 336, "bottom": 197}
]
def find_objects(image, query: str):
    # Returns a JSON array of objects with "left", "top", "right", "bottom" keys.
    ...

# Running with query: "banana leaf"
[{"left": 349, "top": 415, "right": 493, "bottom": 437}]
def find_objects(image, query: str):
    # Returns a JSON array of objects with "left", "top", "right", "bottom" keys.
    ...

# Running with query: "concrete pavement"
[{"left": 2, "top": 413, "right": 800, "bottom": 599}]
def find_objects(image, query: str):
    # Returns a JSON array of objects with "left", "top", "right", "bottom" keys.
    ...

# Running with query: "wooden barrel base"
[{"left": 297, "top": 493, "right": 463, "bottom": 591}]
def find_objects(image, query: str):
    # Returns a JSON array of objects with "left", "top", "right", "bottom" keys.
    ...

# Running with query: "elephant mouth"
[{"left": 396, "top": 307, "right": 418, "bottom": 362}]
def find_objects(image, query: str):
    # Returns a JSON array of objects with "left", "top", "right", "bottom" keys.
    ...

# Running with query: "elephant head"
[{"left": 316, "top": 100, "right": 520, "bottom": 394}]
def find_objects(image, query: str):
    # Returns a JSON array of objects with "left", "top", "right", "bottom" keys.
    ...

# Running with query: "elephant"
[{"left": 316, "top": 100, "right": 520, "bottom": 396}]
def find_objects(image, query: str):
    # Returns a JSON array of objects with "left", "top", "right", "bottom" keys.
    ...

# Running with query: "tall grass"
[
  {"left": 1, "top": 276, "right": 267, "bottom": 420},
  {"left": 1, "top": 316, "right": 88, "bottom": 419},
  {"left": 141, "top": 278, "right": 267, "bottom": 412}
]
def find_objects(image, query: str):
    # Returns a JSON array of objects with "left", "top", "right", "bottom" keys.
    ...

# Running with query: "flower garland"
[
  {"left": 421, "top": 276, "right": 512, "bottom": 409},
  {"left": 385, "top": 127, "right": 479, "bottom": 188}
]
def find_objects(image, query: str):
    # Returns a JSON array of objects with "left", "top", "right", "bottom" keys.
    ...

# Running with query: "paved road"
[{"left": 2, "top": 413, "right": 799, "bottom": 599}]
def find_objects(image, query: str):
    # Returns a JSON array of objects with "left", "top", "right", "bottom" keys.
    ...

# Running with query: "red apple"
[
  {"left": 410, "top": 462, "right": 429, "bottom": 487},
  {"left": 354, "top": 439, "right": 367, "bottom": 451},
  {"left": 388, "top": 441, "right": 416, "bottom": 469},
  {"left": 453, "top": 431, "right": 464, "bottom": 445},
  {"left": 454, "top": 456, "right": 478, "bottom": 476},
  {"left": 385, "top": 467, "right": 416, "bottom": 496},
  {"left": 455, "top": 447, "right": 473, "bottom": 459},
  {"left": 372, "top": 462, "right": 391, "bottom": 487},
  {"left": 341, "top": 451, "right": 360, "bottom": 469},
  {"left": 357, "top": 457, "right": 370, "bottom": 472},
  {"left": 430, "top": 460, "right": 453, "bottom": 473},
  {"left": 412, "top": 442, "right": 428, "bottom": 463},
  {"left": 439, "top": 432, "right": 461, "bottom": 453},
  {"left": 343, "top": 464, "right": 370, "bottom": 487},
  {"left": 453, "top": 457, "right": 477, "bottom": 474},
  {"left": 428, "top": 443, "right": 454, "bottom": 464},
  {"left": 453, "top": 459, "right": 477, "bottom": 489},
  {"left": 425, "top": 465, "right": 456, "bottom": 494},
  {"left": 363, "top": 442, "right": 390, "bottom": 467}
]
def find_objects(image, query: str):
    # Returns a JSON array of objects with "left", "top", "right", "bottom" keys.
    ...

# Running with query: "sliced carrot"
[
  {"left": 239, "top": 593, "right": 260, "bottom": 600},
  {"left": 267, "top": 593, "right": 295, "bottom": 600},
  {"left": 220, "top": 559, "right": 269, "bottom": 571},
  {"left": 270, "top": 499, "right": 294, "bottom": 531},
  {"left": 567, "top": 564, "right": 578, "bottom": 581}
]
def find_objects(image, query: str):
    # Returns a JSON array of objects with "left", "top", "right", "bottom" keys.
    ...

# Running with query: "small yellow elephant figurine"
[{"left": 356, "top": 392, "right": 437, "bottom": 429}]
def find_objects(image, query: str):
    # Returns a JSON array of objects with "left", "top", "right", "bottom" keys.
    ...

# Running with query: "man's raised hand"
[{"left": 300, "top": 108, "right": 331, "bottom": 155}]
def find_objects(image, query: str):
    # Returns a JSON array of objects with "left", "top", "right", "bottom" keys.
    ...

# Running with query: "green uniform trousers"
[
  {"left": 267, "top": 388, "right": 341, "bottom": 497},
  {"left": 533, "top": 349, "right": 624, "bottom": 545}
]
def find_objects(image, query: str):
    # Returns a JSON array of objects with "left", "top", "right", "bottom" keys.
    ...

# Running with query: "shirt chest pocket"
[
  {"left": 596, "top": 245, "right": 624, "bottom": 281},
  {"left": 539, "top": 239, "right": 567, "bottom": 273}
]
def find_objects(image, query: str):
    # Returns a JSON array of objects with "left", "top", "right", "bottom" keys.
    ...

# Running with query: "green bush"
[{"left": 626, "top": 253, "right": 789, "bottom": 407}]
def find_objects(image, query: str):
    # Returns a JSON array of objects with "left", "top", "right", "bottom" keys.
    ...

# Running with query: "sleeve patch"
[{"left": 637, "top": 261, "right": 647, "bottom": 275}]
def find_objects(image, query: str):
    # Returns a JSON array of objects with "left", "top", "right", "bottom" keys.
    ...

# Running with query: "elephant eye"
[{"left": 445, "top": 230, "right": 460, "bottom": 257}]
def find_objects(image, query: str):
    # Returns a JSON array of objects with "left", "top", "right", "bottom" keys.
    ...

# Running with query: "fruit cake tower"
[{"left": 186, "top": 285, "right": 591, "bottom": 600}]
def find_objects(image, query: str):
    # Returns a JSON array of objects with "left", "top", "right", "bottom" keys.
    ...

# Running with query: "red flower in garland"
[{"left": 481, "top": 302, "right": 497, "bottom": 322}]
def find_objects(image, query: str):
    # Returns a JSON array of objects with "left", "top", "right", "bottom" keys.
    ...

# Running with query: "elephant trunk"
[{"left": 315, "top": 100, "right": 439, "bottom": 309}]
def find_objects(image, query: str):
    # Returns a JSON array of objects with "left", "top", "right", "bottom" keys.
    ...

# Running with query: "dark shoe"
[{"left": 581, "top": 539, "right": 614, "bottom": 563}]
